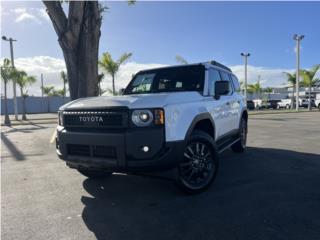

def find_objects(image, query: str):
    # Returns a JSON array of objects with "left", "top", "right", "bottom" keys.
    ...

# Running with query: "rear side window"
[
  {"left": 231, "top": 75, "right": 241, "bottom": 93},
  {"left": 219, "top": 71, "right": 230, "bottom": 81},
  {"left": 208, "top": 69, "right": 221, "bottom": 96}
]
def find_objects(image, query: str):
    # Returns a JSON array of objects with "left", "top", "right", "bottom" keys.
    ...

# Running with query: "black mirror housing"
[{"left": 215, "top": 81, "right": 230, "bottom": 99}]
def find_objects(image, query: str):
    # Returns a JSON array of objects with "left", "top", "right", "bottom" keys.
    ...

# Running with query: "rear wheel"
[
  {"left": 232, "top": 118, "right": 247, "bottom": 153},
  {"left": 77, "top": 169, "right": 113, "bottom": 179},
  {"left": 177, "top": 130, "right": 219, "bottom": 194}
]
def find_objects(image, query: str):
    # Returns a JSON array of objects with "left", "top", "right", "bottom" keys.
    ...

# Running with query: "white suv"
[
  {"left": 315, "top": 99, "right": 320, "bottom": 109},
  {"left": 56, "top": 61, "right": 248, "bottom": 193}
]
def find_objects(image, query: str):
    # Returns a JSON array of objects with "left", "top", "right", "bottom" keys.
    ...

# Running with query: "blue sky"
[{"left": 1, "top": 1, "right": 320, "bottom": 96}]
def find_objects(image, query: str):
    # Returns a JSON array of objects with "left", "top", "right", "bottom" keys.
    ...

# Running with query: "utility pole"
[
  {"left": 2, "top": 35, "right": 18, "bottom": 120},
  {"left": 293, "top": 34, "right": 304, "bottom": 111},
  {"left": 241, "top": 53, "right": 250, "bottom": 102}
]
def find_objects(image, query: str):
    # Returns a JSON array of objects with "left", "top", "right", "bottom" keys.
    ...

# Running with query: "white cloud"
[
  {"left": 10, "top": 7, "right": 49, "bottom": 24},
  {"left": 231, "top": 65, "right": 295, "bottom": 88},
  {"left": 15, "top": 12, "right": 41, "bottom": 24},
  {"left": 36, "top": 8, "right": 50, "bottom": 22},
  {"left": 2, "top": 56, "right": 301, "bottom": 98},
  {"left": 12, "top": 8, "right": 27, "bottom": 14}
]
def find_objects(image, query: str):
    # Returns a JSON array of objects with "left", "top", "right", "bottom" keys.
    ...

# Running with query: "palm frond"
[
  {"left": 117, "top": 52, "right": 132, "bottom": 65},
  {"left": 175, "top": 55, "right": 188, "bottom": 65}
]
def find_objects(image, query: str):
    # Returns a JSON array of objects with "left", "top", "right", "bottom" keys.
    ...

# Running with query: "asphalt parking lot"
[{"left": 1, "top": 112, "right": 320, "bottom": 240}]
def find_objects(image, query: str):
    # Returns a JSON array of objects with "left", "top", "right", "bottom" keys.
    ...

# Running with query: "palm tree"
[
  {"left": 14, "top": 70, "right": 37, "bottom": 120},
  {"left": 300, "top": 64, "right": 320, "bottom": 110},
  {"left": 175, "top": 55, "right": 188, "bottom": 65},
  {"left": 283, "top": 72, "right": 296, "bottom": 109},
  {"left": 247, "top": 81, "right": 262, "bottom": 95},
  {"left": 1, "top": 58, "right": 13, "bottom": 125},
  {"left": 60, "top": 71, "right": 68, "bottom": 98},
  {"left": 264, "top": 87, "right": 273, "bottom": 101},
  {"left": 97, "top": 73, "right": 104, "bottom": 96},
  {"left": 99, "top": 52, "right": 132, "bottom": 95},
  {"left": 41, "top": 86, "right": 65, "bottom": 96}
]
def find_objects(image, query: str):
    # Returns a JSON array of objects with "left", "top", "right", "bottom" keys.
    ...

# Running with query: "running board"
[{"left": 216, "top": 131, "right": 240, "bottom": 154}]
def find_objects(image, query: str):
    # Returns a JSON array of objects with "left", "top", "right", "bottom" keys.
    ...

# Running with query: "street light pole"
[
  {"left": 293, "top": 34, "right": 304, "bottom": 112},
  {"left": 2, "top": 35, "right": 18, "bottom": 120},
  {"left": 241, "top": 53, "right": 250, "bottom": 102}
]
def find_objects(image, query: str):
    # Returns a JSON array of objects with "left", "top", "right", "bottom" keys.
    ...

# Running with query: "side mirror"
[
  {"left": 215, "top": 81, "right": 230, "bottom": 100},
  {"left": 119, "top": 88, "right": 125, "bottom": 95}
]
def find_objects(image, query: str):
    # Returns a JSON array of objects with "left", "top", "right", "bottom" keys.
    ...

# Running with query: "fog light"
[{"left": 142, "top": 146, "right": 149, "bottom": 152}]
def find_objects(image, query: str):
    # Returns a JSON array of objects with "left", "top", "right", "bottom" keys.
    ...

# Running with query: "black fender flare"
[{"left": 184, "top": 113, "right": 216, "bottom": 141}]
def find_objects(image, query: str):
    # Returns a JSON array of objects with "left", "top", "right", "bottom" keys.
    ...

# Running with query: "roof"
[{"left": 138, "top": 60, "right": 232, "bottom": 74}]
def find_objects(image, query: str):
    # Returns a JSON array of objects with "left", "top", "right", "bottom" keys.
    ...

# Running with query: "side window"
[
  {"left": 219, "top": 71, "right": 233, "bottom": 95},
  {"left": 208, "top": 68, "right": 221, "bottom": 96},
  {"left": 231, "top": 75, "right": 241, "bottom": 93}
]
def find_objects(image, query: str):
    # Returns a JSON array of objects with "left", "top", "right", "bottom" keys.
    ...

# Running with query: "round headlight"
[{"left": 132, "top": 110, "right": 153, "bottom": 126}]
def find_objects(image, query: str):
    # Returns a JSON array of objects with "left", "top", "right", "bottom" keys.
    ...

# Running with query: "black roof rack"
[{"left": 209, "top": 60, "right": 232, "bottom": 72}]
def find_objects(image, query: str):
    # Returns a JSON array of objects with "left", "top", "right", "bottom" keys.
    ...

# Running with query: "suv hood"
[{"left": 60, "top": 92, "right": 203, "bottom": 110}]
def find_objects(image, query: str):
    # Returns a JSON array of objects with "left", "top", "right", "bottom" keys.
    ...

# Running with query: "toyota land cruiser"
[{"left": 56, "top": 61, "right": 248, "bottom": 193}]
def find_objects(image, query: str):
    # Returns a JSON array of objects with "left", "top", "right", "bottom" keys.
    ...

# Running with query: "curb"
[
  {"left": 249, "top": 110, "right": 320, "bottom": 115},
  {"left": 1, "top": 120, "right": 57, "bottom": 127}
]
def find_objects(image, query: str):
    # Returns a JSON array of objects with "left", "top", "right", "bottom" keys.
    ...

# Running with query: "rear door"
[
  {"left": 204, "top": 68, "right": 232, "bottom": 139},
  {"left": 229, "top": 74, "right": 243, "bottom": 130},
  {"left": 218, "top": 71, "right": 238, "bottom": 133}
]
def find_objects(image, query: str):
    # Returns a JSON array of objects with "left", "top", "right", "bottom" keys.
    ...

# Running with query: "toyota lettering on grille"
[{"left": 79, "top": 116, "right": 104, "bottom": 123}]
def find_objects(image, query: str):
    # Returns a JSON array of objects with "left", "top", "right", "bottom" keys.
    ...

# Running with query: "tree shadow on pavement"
[
  {"left": 81, "top": 147, "right": 320, "bottom": 240},
  {"left": 2, "top": 124, "right": 50, "bottom": 134},
  {"left": 1, "top": 132, "right": 25, "bottom": 161}
]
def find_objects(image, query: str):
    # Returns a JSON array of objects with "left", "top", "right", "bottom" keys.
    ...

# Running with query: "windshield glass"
[{"left": 123, "top": 65, "right": 205, "bottom": 95}]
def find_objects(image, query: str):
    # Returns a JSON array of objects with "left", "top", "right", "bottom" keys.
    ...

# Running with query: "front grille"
[
  {"left": 93, "top": 145, "right": 117, "bottom": 158},
  {"left": 67, "top": 144, "right": 117, "bottom": 159},
  {"left": 63, "top": 109, "right": 128, "bottom": 129},
  {"left": 68, "top": 144, "right": 90, "bottom": 156}
]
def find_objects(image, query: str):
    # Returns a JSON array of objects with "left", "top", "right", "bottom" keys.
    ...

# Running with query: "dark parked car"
[
  {"left": 247, "top": 100, "right": 255, "bottom": 110},
  {"left": 301, "top": 99, "right": 315, "bottom": 108},
  {"left": 268, "top": 100, "right": 281, "bottom": 109}
]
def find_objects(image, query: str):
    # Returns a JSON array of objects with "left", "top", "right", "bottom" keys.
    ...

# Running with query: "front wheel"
[
  {"left": 77, "top": 169, "right": 113, "bottom": 179},
  {"left": 232, "top": 118, "right": 247, "bottom": 153},
  {"left": 177, "top": 130, "right": 219, "bottom": 194}
]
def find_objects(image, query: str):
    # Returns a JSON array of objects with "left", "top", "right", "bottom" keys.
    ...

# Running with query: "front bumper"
[{"left": 56, "top": 126, "right": 184, "bottom": 172}]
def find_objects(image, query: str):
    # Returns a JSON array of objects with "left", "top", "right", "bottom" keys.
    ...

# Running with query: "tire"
[
  {"left": 286, "top": 104, "right": 290, "bottom": 109},
  {"left": 77, "top": 168, "right": 113, "bottom": 179},
  {"left": 232, "top": 118, "right": 247, "bottom": 153},
  {"left": 177, "top": 130, "right": 219, "bottom": 194}
]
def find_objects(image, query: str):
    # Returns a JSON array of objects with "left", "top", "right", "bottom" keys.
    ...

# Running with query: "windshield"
[{"left": 123, "top": 65, "right": 205, "bottom": 95}]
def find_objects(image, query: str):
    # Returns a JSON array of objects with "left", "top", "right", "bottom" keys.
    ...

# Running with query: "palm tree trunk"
[
  {"left": 3, "top": 81, "right": 11, "bottom": 126},
  {"left": 20, "top": 87, "right": 27, "bottom": 120},
  {"left": 308, "top": 84, "right": 312, "bottom": 111},
  {"left": 112, "top": 74, "right": 115, "bottom": 95},
  {"left": 291, "top": 85, "right": 294, "bottom": 109}
]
